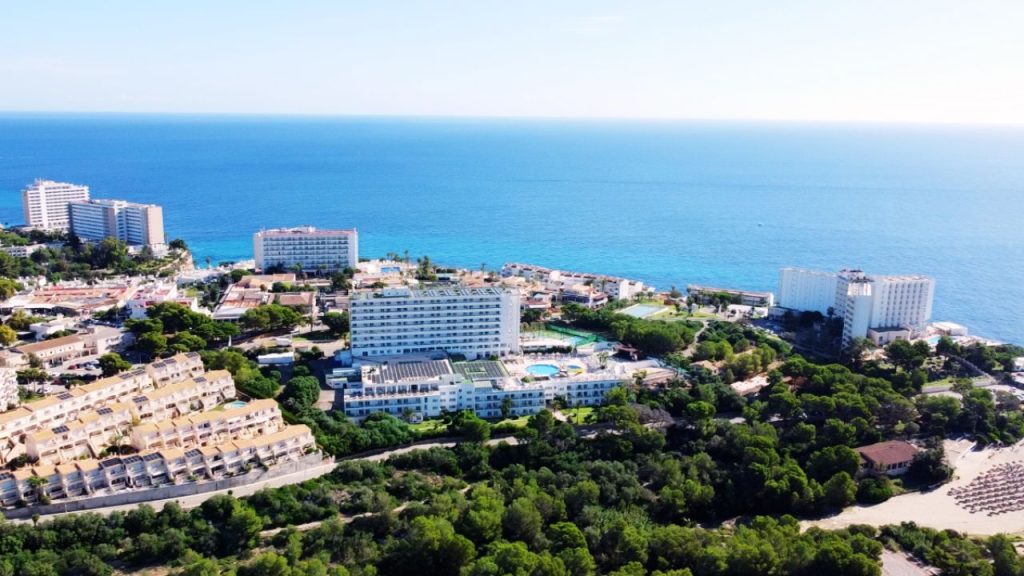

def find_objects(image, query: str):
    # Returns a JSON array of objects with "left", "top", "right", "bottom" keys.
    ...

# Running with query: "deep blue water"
[{"left": 0, "top": 114, "right": 1021, "bottom": 344}]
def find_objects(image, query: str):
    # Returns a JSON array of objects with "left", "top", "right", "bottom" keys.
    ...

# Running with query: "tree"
[
  {"left": 281, "top": 375, "right": 321, "bottom": 410},
  {"left": 0, "top": 277, "right": 22, "bottom": 300},
  {"left": 822, "top": 472, "right": 857, "bottom": 509},
  {"left": 503, "top": 497, "right": 543, "bottom": 546},
  {"left": 0, "top": 324, "right": 16, "bottom": 346},
  {"left": 137, "top": 332, "right": 168, "bottom": 358},
  {"left": 97, "top": 352, "right": 132, "bottom": 376},
  {"left": 169, "top": 238, "right": 188, "bottom": 250},
  {"left": 323, "top": 311, "right": 350, "bottom": 336}
]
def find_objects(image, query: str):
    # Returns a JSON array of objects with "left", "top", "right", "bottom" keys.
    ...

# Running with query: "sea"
[{"left": 0, "top": 114, "right": 1021, "bottom": 344}]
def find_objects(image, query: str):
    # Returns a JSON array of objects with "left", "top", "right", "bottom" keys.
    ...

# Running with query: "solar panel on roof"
[
  {"left": 132, "top": 396, "right": 147, "bottom": 403},
  {"left": 52, "top": 425, "right": 69, "bottom": 434},
  {"left": 58, "top": 392, "right": 73, "bottom": 400},
  {"left": 0, "top": 472, "right": 13, "bottom": 480},
  {"left": 100, "top": 458, "right": 122, "bottom": 468},
  {"left": 122, "top": 455, "right": 142, "bottom": 464},
  {"left": 143, "top": 453, "right": 162, "bottom": 461},
  {"left": 97, "top": 407, "right": 113, "bottom": 415},
  {"left": 185, "top": 449, "right": 202, "bottom": 458}
]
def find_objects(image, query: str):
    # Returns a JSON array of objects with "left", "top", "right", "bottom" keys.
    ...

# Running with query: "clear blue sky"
[{"left": 2, "top": 1, "right": 1022, "bottom": 123}]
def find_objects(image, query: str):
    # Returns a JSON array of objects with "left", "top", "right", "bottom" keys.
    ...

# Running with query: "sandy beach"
[{"left": 806, "top": 439, "right": 1024, "bottom": 536}]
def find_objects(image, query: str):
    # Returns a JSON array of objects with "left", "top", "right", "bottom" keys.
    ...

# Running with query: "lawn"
[
  {"left": 560, "top": 406, "right": 595, "bottom": 424},
  {"left": 410, "top": 419, "right": 447, "bottom": 435}
]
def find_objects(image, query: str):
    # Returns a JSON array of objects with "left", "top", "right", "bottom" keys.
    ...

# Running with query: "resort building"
[
  {"left": 127, "top": 283, "right": 200, "bottom": 319},
  {"left": 11, "top": 326, "right": 123, "bottom": 369},
  {"left": 0, "top": 353, "right": 209, "bottom": 464},
  {"left": 687, "top": 285, "right": 775, "bottom": 308},
  {"left": 340, "top": 355, "right": 658, "bottom": 422},
  {"left": 1, "top": 243, "right": 47, "bottom": 258},
  {"left": 212, "top": 274, "right": 296, "bottom": 321},
  {"left": 253, "top": 226, "right": 358, "bottom": 272},
  {"left": 22, "top": 179, "right": 90, "bottom": 231},
  {"left": 129, "top": 399, "right": 283, "bottom": 452},
  {"left": 501, "top": 262, "right": 650, "bottom": 302},
  {"left": 0, "top": 425, "right": 316, "bottom": 507},
  {"left": 1, "top": 282, "right": 134, "bottom": 317},
  {"left": 856, "top": 440, "right": 919, "bottom": 477},
  {"left": 0, "top": 369, "right": 18, "bottom": 412},
  {"left": 835, "top": 269, "right": 935, "bottom": 346},
  {"left": 349, "top": 286, "right": 521, "bottom": 359},
  {"left": 68, "top": 199, "right": 165, "bottom": 248},
  {"left": 777, "top": 267, "right": 838, "bottom": 315}
]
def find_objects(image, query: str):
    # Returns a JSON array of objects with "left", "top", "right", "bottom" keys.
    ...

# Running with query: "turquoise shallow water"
[{"left": 0, "top": 114, "right": 1021, "bottom": 343}]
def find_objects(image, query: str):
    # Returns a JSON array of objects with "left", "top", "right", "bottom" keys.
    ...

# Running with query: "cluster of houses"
[{"left": 0, "top": 353, "right": 316, "bottom": 508}]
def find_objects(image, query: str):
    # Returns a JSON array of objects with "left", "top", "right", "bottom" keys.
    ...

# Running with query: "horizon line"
[{"left": 0, "top": 109, "right": 1022, "bottom": 129}]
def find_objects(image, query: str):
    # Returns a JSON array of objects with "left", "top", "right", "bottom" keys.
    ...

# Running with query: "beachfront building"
[
  {"left": 687, "top": 285, "right": 775, "bottom": 308},
  {"left": 349, "top": 286, "right": 521, "bottom": 359},
  {"left": 836, "top": 269, "right": 935, "bottom": 346},
  {"left": 253, "top": 226, "right": 358, "bottom": 273},
  {"left": 68, "top": 199, "right": 165, "bottom": 248},
  {"left": 501, "top": 263, "right": 650, "bottom": 302},
  {"left": 22, "top": 179, "right": 90, "bottom": 231},
  {"left": 777, "top": 267, "right": 838, "bottom": 315},
  {"left": 855, "top": 440, "right": 919, "bottom": 477}
]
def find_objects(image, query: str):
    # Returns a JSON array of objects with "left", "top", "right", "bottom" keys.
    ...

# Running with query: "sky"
[{"left": 1, "top": 1, "right": 1022, "bottom": 123}]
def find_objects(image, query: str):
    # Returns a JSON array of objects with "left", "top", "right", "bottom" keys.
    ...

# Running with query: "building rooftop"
[
  {"left": 256, "top": 226, "right": 356, "bottom": 237},
  {"left": 364, "top": 359, "right": 454, "bottom": 384},
  {"left": 454, "top": 360, "right": 509, "bottom": 381},
  {"left": 856, "top": 440, "right": 919, "bottom": 467}
]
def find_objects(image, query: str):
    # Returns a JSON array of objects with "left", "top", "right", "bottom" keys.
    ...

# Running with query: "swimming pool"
[
  {"left": 526, "top": 364, "right": 561, "bottom": 377},
  {"left": 226, "top": 400, "right": 247, "bottom": 409}
]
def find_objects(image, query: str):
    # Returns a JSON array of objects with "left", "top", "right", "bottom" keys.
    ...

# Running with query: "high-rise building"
[
  {"left": 350, "top": 286, "right": 521, "bottom": 359},
  {"left": 68, "top": 199, "right": 165, "bottom": 247},
  {"left": 778, "top": 267, "right": 839, "bottom": 315},
  {"left": 21, "top": 179, "right": 90, "bottom": 231},
  {"left": 836, "top": 269, "right": 935, "bottom": 346},
  {"left": 253, "top": 226, "right": 358, "bottom": 272}
]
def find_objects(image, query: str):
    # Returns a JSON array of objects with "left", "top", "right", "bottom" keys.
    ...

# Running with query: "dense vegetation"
[
  {"left": 0, "top": 230, "right": 189, "bottom": 281},
  {"left": 3, "top": 401, "right": 1021, "bottom": 575},
  {"left": 561, "top": 304, "right": 701, "bottom": 356}
]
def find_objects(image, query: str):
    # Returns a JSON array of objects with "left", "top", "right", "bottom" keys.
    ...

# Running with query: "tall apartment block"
[
  {"left": 69, "top": 199, "right": 166, "bottom": 248},
  {"left": 253, "top": 226, "right": 358, "bottom": 272},
  {"left": 350, "top": 286, "right": 521, "bottom": 359},
  {"left": 777, "top": 267, "right": 839, "bottom": 315},
  {"left": 22, "top": 179, "right": 91, "bottom": 231},
  {"left": 777, "top": 267, "right": 935, "bottom": 346}
]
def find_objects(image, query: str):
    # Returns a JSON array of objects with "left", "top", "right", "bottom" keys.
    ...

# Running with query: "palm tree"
[
  {"left": 27, "top": 475, "right": 47, "bottom": 502},
  {"left": 205, "top": 256, "right": 213, "bottom": 269}
]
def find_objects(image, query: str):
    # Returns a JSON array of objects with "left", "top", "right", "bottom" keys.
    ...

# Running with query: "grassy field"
[{"left": 560, "top": 406, "right": 595, "bottom": 424}]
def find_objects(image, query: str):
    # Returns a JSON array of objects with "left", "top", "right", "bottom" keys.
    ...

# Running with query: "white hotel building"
[
  {"left": 350, "top": 286, "right": 521, "bottom": 359},
  {"left": 777, "top": 267, "right": 935, "bottom": 346},
  {"left": 69, "top": 199, "right": 166, "bottom": 248},
  {"left": 778, "top": 268, "right": 839, "bottom": 315},
  {"left": 22, "top": 179, "right": 90, "bottom": 231},
  {"left": 253, "top": 226, "right": 358, "bottom": 272},
  {"left": 338, "top": 356, "right": 652, "bottom": 422}
]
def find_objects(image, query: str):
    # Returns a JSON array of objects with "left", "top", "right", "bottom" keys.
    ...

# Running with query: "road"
[{"left": 19, "top": 437, "right": 519, "bottom": 521}]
